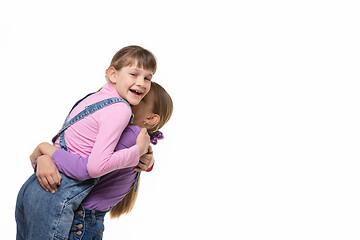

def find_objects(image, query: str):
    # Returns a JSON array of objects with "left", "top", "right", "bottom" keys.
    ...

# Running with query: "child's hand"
[
  {"left": 134, "top": 145, "right": 154, "bottom": 172},
  {"left": 30, "top": 142, "right": 58, "bottom": 169},
  {"left": 36, "top": 155, "right": 62, "bottom": 194},
  {"left": 136, "top": 128, "right": 150, "bottom": 156}
]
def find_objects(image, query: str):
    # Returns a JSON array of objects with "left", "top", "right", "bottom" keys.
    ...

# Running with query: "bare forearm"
[{"left": 37, "top": 142, "right": 58, "bottom": 157}]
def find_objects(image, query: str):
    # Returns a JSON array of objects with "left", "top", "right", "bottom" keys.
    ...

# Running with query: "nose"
[{"left": 135, "top": 76, "right": 146, "bottom": 87}]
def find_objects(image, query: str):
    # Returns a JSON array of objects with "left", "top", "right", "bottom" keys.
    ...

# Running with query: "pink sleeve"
[{"left": 86, "top": 103, "right": 140, "bottom": 178}]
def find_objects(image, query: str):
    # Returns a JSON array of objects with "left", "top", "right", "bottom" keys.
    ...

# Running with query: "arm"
[
  {"left": 51, "top": 136, "right": 152, "bottom": 180},
  {"left": 51, "top": 148, "right": 91, "bottom": 181},
  {"left": 86, "top": 104, "right": 150, "bottom": 178},
  {"left": 30, "top": 142, "right": 58, "bottom": 169},
  {"left": 30, "top": 142, "right": 91, "bottom": 193},
  {"left": 32, "top": 124, "right": 151, "bottom": 179},
  {"left": 29, "top": 142, "right": 62, "bottom": 193},
  {"left": 35, "top": 146, "right": 154, "bottom": 193},
  {"left": 30, "top": 142, "right": 88, "bottom": 179},
  {"left": 33, "top": 124, "right": 151, "bottom": 179}
]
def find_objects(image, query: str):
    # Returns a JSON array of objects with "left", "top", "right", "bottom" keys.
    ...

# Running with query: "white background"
[{"left": 1, "top": 0, "right": 360, "bottom": 239}]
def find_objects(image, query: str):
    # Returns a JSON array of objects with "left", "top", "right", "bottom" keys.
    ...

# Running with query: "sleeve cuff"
[{"left": 146, "top": 161, "right": 154, "bottom": 172}]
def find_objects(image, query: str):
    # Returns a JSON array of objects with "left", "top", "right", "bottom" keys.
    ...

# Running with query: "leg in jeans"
[{"left": 15, "top": 173, "right": 98, "bottom": 240}]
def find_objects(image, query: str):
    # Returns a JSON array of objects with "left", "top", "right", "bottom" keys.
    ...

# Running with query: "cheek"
[{"left": 145, "top": 83, "right": 151, "bottom": 94}]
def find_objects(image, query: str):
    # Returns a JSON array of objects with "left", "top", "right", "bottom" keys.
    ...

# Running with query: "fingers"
[
  {"left": 139, "top": 157, "right": 151, "bottom": 167},
  {"left": 136, "top": 128, "right": 151, "bottom": 156},
  {"left": 52, "top": 170, "right": 61, "bottom": 187},
  {"left": 135, "top": 154, "right": 152, "bottom": 172},
  {"left": 37, "top": 174, "right": 54, "bottom": 193},
  {"left": 56, "top": 171, "right": 62, "bottom": 185},
  {"left": 137, "top": 161, "right": 147, "bottom": 170},
  {"left": 147, "top": 145, "right": 153, "bottom": 154},
  {"left": 141, "top": 151, "right": 153, "bottom": 162},
  {"left": 36, "top": 171, "right": 59, "bottom": 194},
  {"left": 47, "top": 175, "right": 58, "bottom": 193},
  {"left": 37, "top": 176, "right": 47, "bottom": 191},
  {"left": 133, "top": 167, "right": 144, "bottom": 172},
  {"left": 135, "top": 138, "right": 154, "bottom": 172},
  {"left": 35, "top": 155, "right": 61, "bottom": 193}
]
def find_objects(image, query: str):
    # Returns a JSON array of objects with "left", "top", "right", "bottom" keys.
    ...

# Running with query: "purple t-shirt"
[{"left": 51, "top": 125, "right": 141, "bottom": 211}]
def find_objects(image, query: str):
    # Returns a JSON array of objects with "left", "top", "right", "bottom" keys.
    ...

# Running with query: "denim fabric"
[
  {"left": 68, "top": 206, "right": 107, "bottom": 240},
  {"left": 15, "top": 94, "right": 132, "bottom": 239},
  {"left": 16, "top": 173, "right": 99, "bottom": 240},
  {"left": 56, "top": 97, "right": 132, "bottom": 151}
]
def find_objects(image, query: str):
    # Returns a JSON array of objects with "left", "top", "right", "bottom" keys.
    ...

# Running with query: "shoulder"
[
  {"left": 124, "top": 125, "right": 142, "bottom": 136},
  {"left": 115, "top": 126, "right": 142, "bottom": 150},
  {"left": 95, "top": 101, "right": 132, "bottom": 123}
]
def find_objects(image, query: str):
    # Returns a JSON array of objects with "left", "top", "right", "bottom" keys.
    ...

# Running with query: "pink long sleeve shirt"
[{"left": 54, "top": 82, "right": 140, "bottom": 178}]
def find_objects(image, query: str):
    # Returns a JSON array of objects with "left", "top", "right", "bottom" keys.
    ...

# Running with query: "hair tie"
[{"left": 149, "top": 131, "right": 164, "bottom": 145}]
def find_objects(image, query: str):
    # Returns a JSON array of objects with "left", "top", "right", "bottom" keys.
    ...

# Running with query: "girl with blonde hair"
[
  {"left": 16, "top": 81, "right": 173, "bottom": 239},
  {"left": 15, "top": 46, "right": 167, "bottom": 239}
]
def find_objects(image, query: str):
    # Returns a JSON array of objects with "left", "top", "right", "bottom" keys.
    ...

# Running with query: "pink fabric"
[{"left": 55, "top": 82, "right": 140, "bottom": 178}]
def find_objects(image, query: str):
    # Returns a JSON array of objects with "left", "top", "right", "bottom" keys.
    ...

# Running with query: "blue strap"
[
  {"left": 59, "top": 97, "right": 129, "bottom": 151},
  {"left": 52, "top": 95, "right": 133, "bottom": 151},
  {"left": 134, "top": 172, "right": 140, "bottom": 192},
  {"left": 52, "top": 92, "right": 97, "bottom": 145}
]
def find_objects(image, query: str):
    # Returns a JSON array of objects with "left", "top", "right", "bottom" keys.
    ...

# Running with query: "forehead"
[
  {"left": 123, "top": 59, "right": 154, "bottom": 74},
  {"left": 124, "top": 63, "right": 153, "bottom": 75}
]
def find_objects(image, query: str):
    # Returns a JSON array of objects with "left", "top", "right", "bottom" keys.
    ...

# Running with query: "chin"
[{"left": 129, "top": 99, "right": 141, "bottom": 106}]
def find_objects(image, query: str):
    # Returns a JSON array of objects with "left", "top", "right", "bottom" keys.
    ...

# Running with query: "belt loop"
[{"left": 91, "top": 210, "right": 96, "bottom": 226}]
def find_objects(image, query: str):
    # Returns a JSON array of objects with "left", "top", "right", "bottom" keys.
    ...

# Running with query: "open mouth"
[{"left": 130, "top": 89, "right": 143, "bottom": 96}]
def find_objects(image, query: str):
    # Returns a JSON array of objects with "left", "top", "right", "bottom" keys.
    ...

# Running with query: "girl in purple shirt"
[{"left": 23, "top": 82, "right": 173, "bottom": 239}]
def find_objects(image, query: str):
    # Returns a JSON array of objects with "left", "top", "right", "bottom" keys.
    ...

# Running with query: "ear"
[
  {"left": 144, "top": 114, "right": 160, "bottom": 126},
  {"left": 107, "top": 67, "right": 117, "bottom": 84}
]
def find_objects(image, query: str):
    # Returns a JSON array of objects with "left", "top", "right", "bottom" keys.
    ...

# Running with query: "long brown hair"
[
  {"left": 109, "top": 177, "right": 140, "bottom": 218},
  {"left": 109, "top": 81, "right": 173, "bottom": 219}
]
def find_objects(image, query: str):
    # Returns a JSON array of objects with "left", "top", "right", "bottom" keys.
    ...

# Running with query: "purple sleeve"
[
  {"left": 52, "top": 149, "right": 91, "bottom": 181},
  {"left": 51, "top": 126, "right": 141, "bottom": 181}
]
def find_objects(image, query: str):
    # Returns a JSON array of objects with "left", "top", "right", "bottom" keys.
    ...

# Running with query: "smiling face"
[{"left": 108, "top": 64, "right": 153, "bottom": 106}]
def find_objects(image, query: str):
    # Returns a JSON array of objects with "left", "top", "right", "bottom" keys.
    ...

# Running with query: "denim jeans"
[
  {"left": 68, "top": 205, "right": 107, "bottom": 240},
  {"left": 16, "top": 94, "right": 131, "bottom": 239},
  {"left": 15, "top": 173, "right": 98, "bottom": 240}
]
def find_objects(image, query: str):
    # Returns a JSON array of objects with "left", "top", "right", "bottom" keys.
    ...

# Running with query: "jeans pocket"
[{"left": 84, "top": 218, "right": 104, "bottom": 239}]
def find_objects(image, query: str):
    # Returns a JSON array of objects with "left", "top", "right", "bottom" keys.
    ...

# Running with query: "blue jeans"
[
  {"left": 68, "top": 205, "right": 107, "bottom": 240},
  {"left": 16, "top": 94, "right": 131, "bottom": 239},
  {"left": 15, "top": 173, "right": 98, "bottom": 240}
]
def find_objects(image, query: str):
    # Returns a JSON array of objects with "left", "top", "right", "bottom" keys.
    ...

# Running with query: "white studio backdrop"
[{"left": 1, "top": 0, "right": 360, "bottom": 239}]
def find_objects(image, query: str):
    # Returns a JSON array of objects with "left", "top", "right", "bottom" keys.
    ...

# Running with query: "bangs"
[{"left": 111, "top": 46, "right": 157, "bottom": 74}]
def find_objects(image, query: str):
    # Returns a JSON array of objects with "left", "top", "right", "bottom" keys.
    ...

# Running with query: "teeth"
[{"left": 131, "top": 89, "right": 142, "bottom": 95}]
